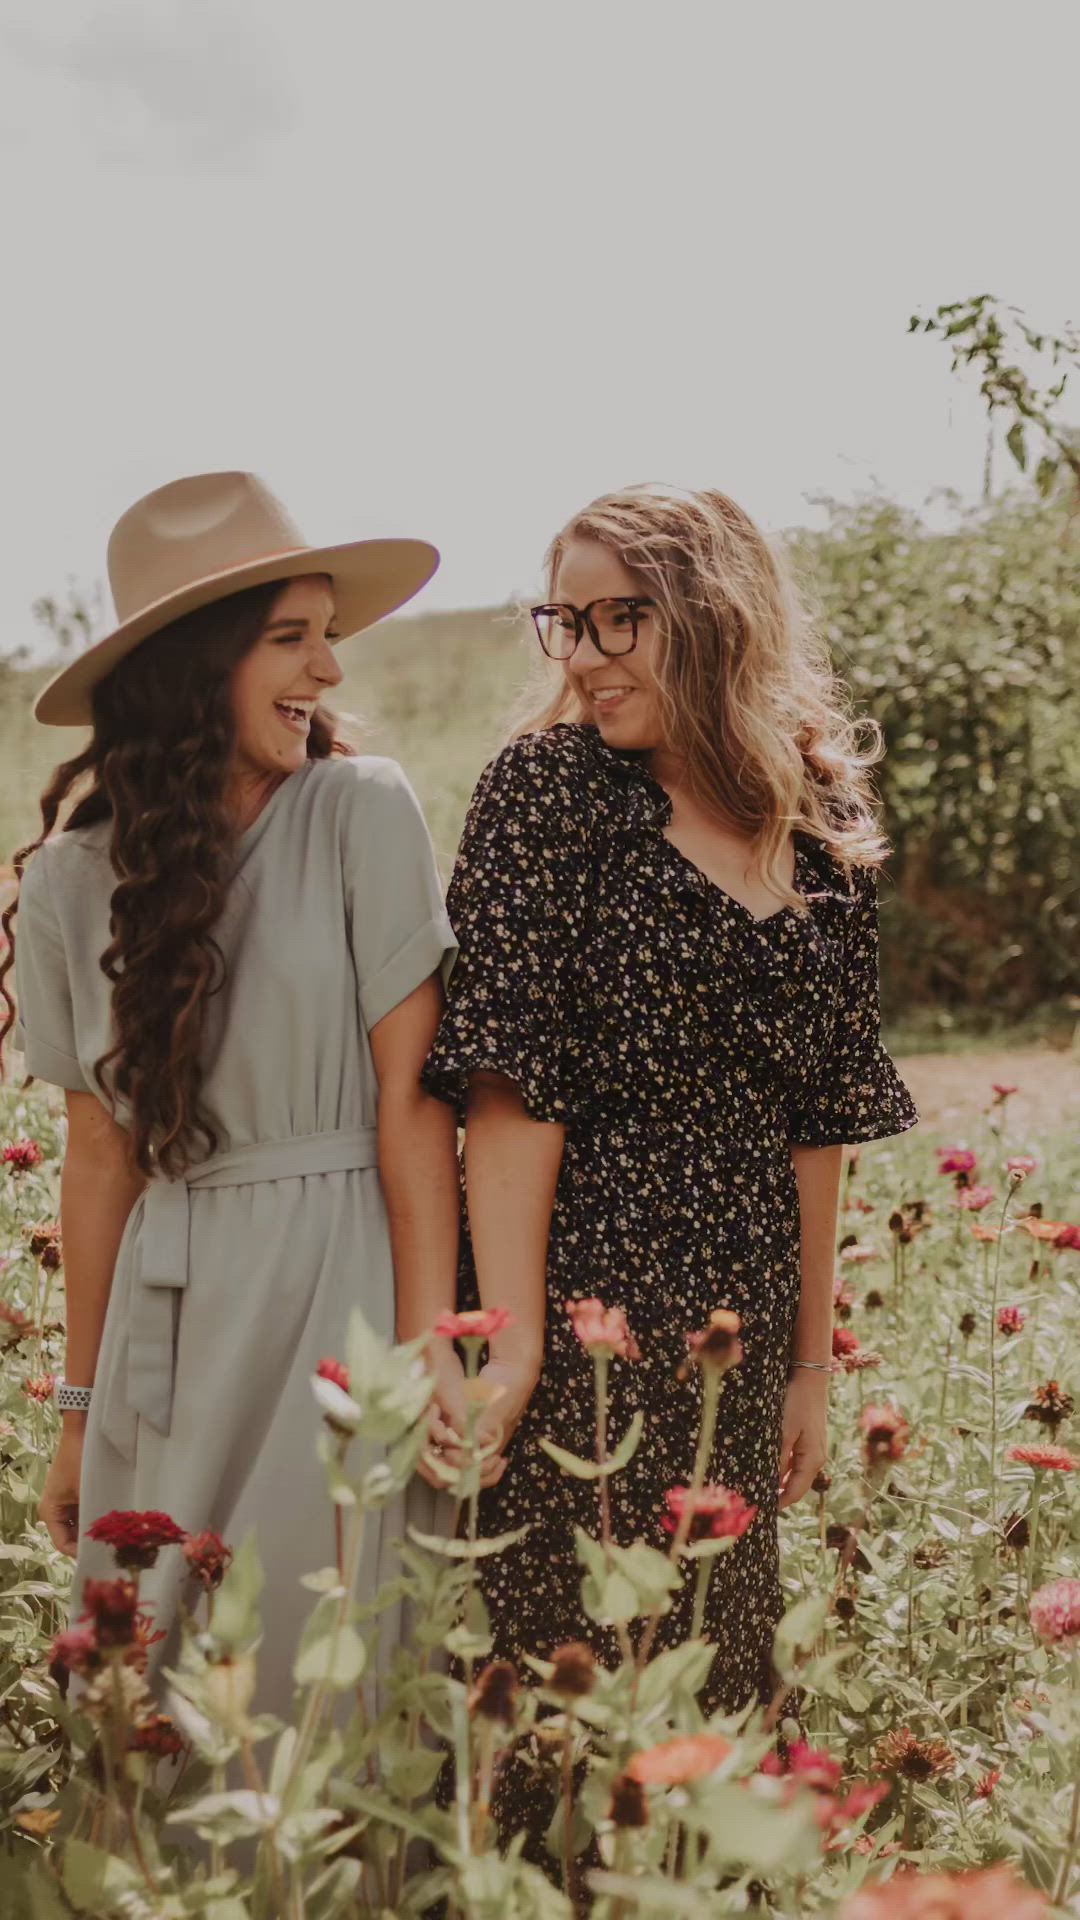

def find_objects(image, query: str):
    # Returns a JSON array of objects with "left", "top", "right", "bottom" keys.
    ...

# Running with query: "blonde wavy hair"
[{"left": 512, "top": 483, "right": 890, "bottom": 904}]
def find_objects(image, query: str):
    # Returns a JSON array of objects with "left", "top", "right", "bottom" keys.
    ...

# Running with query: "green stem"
[
  {"left": 690, "top": 1556, "right": 711, "bottom": 1643},
  {"left": 1027, "top": 1471, "right": 1045, "bottom": 1609},
  {"left": 637, "top": 1370, "right": 724, "bottom": 1670},
  {"left": 595, "top": 1353, "right": 612, "bottom": 1550},
  {"left": 1053, "top": 1649, "right": 1080, "bottom": 1904}
]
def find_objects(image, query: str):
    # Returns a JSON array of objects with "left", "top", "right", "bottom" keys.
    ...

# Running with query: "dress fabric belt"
[{"left": 101, "top": 1127, "right": 379, "bottom": 1459}]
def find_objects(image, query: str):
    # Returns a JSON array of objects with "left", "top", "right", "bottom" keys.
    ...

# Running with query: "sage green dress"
[{"left": 14, "top": 754, "right": 456, "bottom": 1718}]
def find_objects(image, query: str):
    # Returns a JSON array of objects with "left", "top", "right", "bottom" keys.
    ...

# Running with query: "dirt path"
[{"left": 895, "top": 1044, "right": 1080, "bottom": 1138}]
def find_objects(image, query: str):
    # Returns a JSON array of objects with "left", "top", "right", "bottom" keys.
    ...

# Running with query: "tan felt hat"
[{"left": 35, "top": 470, "right": 440, "bottom": 725}]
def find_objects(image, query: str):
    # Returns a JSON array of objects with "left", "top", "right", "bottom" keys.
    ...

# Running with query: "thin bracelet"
[{"left": 789, "top": 1360, "right": 831, "bottom": 1372}]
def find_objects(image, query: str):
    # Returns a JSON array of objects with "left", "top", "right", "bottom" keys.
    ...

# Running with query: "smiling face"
[
  {"left": 230, "top": 575, "right": 343, "bottom": 787},
  {"left": 555, "top": 538, "right": 665, "bottom": 752}
]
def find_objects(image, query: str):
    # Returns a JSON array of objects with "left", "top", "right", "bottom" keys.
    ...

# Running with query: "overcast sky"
[{"left": 2, "top": 0, "right": 1077, "bottom": 655}]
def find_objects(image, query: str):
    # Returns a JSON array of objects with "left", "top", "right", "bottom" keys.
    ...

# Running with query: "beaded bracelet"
[
  {"left": 789, "top": 1360, "right": 831, "bottom": 1372},
  {"left": 56, "top": 1381, "right": 93, "bottom": 1412}
]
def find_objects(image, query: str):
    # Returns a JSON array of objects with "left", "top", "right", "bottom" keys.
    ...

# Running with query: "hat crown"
[{"left": 107, "top": 472, "right": 307, "bottom": 624}]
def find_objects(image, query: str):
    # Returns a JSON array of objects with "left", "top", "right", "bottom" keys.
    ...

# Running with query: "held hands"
[
  {"left": 420, "top": 1341, "right": 541, "bottom": 1493},
  {"left": 778, "top": 1366, "right": 830, "bottom": 1511}
]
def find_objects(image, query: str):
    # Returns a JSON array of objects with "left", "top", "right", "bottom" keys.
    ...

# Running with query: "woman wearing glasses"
[{"left": 423, "top": 484, "right": 917, "bottom": 1846}]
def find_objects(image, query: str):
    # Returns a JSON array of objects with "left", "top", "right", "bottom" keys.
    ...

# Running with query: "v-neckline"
[{"left": 659, "top": 829, "right": 810, "bottom": 926}]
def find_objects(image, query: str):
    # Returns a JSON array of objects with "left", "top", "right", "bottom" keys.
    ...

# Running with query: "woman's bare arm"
[
  {"left": 778, "top": 1142, "right": 843, "bottom": 1509},
  {"left": 39, "top": 1091, "right": 143, "bottom": 1555}
]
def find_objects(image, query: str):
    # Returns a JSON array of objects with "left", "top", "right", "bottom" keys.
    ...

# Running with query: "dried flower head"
[
  {"left": 1023, "top": 1382, "right": 1074, "bottom": 1433},
  {"left": 914, "top": 1538, "right": 948, "bottom": 1570},
  {"left": 182, "top": 1529, "right": 233, "bottom": 1591},
  {"left": 49, "top": 1626, "right": 101, "bottom": 1681},
  {"left": 86, "top": 1509, "right": 187, "bottom": 1572},
  {"left": 609, "top": 1771, "right": 649, "bottom": 1828},
  {"left": 27, "top": 1222, "right": 62, "bottom": 1270},
  {"left": 548, "top": 1641, "right": 596, "bottom": 1698},
  {"left": 469, "top": 1659, "right": 519, "bottom": 1725},
  {"left": 684, "top": 1308, "right": 743, "bottom": 1374},
  {"left": 565, "top": 1297, "right": 640, "bottom": 1361},
  {"left": 958, "top": 1311, "right": 978, "bottom": 1339},
  {"left": 1001, "top": 1511, "right": 1030, "bottom": 1554},
  {"left": 863, "top": 1288, "right": 885, "bottom": 1311},
  {"left": 833, "top": 1276, "right": 856, "bottom": 1319},
  {"left": 872, "top": 1727, "right": 955, "bottom": 1783},
  {"left": 1029, "top": 1578, "right": 1080, "bottom": 1646}
]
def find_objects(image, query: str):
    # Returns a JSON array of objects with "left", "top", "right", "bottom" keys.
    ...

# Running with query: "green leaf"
[
  {"left": 604, "top": 1409, "right": 646, "bottom": 1474},
  {"left": 576, "top": 1529, "right": 680, "bottom": 1626},
  {"left": 61, "top": 1839, "right": 141, "bottom": 1908},
  {"left": 677, "top": 1780, "right": 821, "bottom": 1873},
  {"left": 1036, "top": 455, "right": 1059, "bottom": 497},
  {"left": 408, "top": 1523, "right": 530, "bottom": 1559},
  {"left": 293, "top": 1603, "right": 367, "bottom": 1689},
  {"left": 538, "top": 1438, "right": 603, "bottom": 1480},
  {"left": 210, "top": 1529, "right": 264, "bottom": 1652},
  {"left": 1006, "top": 421, "right": 1027, "bottom": 470},
  {"left": 772, "top": 1593, "right": 828, "bottom": 1676},
  {"left": 635, "top": 1639, "right": 716, "bottom": 1710}
]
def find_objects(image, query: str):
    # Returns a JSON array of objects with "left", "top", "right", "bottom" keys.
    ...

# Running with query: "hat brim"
[{"left": 33, "top": 536, "right": 440, "bottom": 726}]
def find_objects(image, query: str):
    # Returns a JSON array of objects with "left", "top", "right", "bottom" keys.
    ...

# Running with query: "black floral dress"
[{"left": 422, "top": 724, "right": 917, "bottom": 1835}]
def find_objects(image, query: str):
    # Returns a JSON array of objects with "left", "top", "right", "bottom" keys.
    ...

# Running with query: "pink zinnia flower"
[
  {"left": 839, "top": 1864, "right": 1047, "bottom": 1919},
  {"left": 974, "top": 1767, "right": 1002, "bottom": 1800},
  {"left": 956, "top": 1184, "right": 995, "bottom": 1211},
  {"left": 833, "top": 1326, "right": 860, "bottom": 1359},
  {"left": 937, "top": 1147, "right": 977, "bottom": 1177},
  {"left": 842, "top": 1348, "right": 883, "bottom": 1373},
  {"left": 991, "top": 1083, "right": 1019, "bottom": 1102},
  {"left": 1006, "top": 1155, "right": 1037, "bottom": 1178},
  {"left": 86, "top": 1509, "right": 187, "bottom": 1571},
  {"left": 566, "top": 1298, "right": 641, "bottom": 1361},
  {"left": 48, "top": 1626, "right": 100, "bottom": 1679},
  {"left": 21, "top": 1373, "right": 55, "bottom": 1404},
  {"left": 996, "top": 1305, "right": 1026, "bottom": 1336},
  {"left": 1007, "top": 1443, "right": 1078, "bottom": 1473},
  {"left": 1030, "top": 1578, "right": 1080, "bottom": 1645},
  {"left": 316, "top": 1356, "right": 351, "bottom": 1392},
  {"left": 662, "top": 1483, "right": 757, "bottom": 1542},
  {"left": 432, "top": 1308, "right": 514, "bottom": 1343},
  {"left": 2, "top": 1139, "right": 43, "bottom": 1174}
]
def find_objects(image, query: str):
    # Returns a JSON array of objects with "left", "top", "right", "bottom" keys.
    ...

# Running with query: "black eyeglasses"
[{"left": 529, "top": 596, "right": 655, "bottom": 660}]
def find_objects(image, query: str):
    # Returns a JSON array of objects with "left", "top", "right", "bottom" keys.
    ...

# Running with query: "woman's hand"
[
  {"left": 472, "top": 1353, "right": 540, "bottom": 1461},
  {"left": 420, "top": 1342, "right": 509, "bottom": 1491},
  {"left": 778, "top": 1368, "right": 830, "bottom": 1511},
  {"left": 40, "top": 1425, "right": 84, "bottom": 1557}
]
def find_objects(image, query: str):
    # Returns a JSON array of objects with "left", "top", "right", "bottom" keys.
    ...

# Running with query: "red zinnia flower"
[
  {"left": 432, "top": 1308, "right": 514, "bottom": 1343},
  {"left": 79, "top": 1577, "right": 141, "bottom": 1650},
  {"left": 996, "top": 1305, "right": 1026, "bottom": 1336},
  {"left": 833, "top": 1326, "right": 860, "bottom": 1359},
  {"left": 1030, "top": 1578, "right": 1080, "bottom": 1645},
  {"left": 86, "top": 1509, "right": 188, "bottom": 1572},
  {"left": 1016, "top": 1215, "right": 1080, "bottom": 1249},
  {"left": 1007, "top": 1444, "right": 1078, "bottom": 1473},
  {"left": 3, "top": 1139, "right": 43, "bottom": 1173},
  {"left": 21, "top": 1373, "right": 55, "bottom": 1403},
  {"left": 937, "top": 1148, "right": 977, "bottom": 1177},
  {"left": 130, "top": 1713, "right": 186, "bottom": 1757},
  {"left": 316, "top": 1356, "right": 351, "bottom": 1392},
  {"left": 991, "top": 1083, "right": 1019, "bottom": 1102},
  {"left": 956, "top": 1184, "right": 995, "bottom": 1211},
  {"left": 662, "top": 1483, "right": 757, "bottom": 1543},
  {"left": 860, "top": 1402, "right": 910, "bottom": 1466},
  {"left": 565, "top": 1297, "right": 641, "bottom": 1361},
  {"left": 974, "top": 1768, "right": 1002, "bottom": 1800},
  {"left": 182, "top": 1529, "right": 233, "bottom": 1591}
]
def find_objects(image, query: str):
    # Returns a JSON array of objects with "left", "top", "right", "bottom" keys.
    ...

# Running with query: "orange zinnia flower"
[{"left": 627, "top": 1732, "right": 734, "bottom": 1786}]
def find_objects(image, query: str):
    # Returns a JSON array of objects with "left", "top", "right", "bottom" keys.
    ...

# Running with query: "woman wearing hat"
[{"left": 1, "top": 470, "right": 468, "bottom": 1714}]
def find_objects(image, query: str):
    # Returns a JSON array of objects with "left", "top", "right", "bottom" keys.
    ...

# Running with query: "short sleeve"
[
  {"left": 421, "top": 733, "right": 593, "bottom": 1124},
  {"left": 786, "top": 864, "right": 918, "bottom": 1147},
  {"left": 12, "top": 849, "right": 91, "bottom": 1092},
  {"left": 343, "top": 759, "right": 457, "bottom": 1032}
]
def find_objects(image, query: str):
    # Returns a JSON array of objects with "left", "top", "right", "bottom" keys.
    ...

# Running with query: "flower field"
[{"left": 1, "top": 1073, "right": 1079, "bottom": 1918}]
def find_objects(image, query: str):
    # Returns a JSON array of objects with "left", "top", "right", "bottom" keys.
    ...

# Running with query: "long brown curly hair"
[{"left": 0, "top": 580, "right": 352, "bottom": 1177}]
